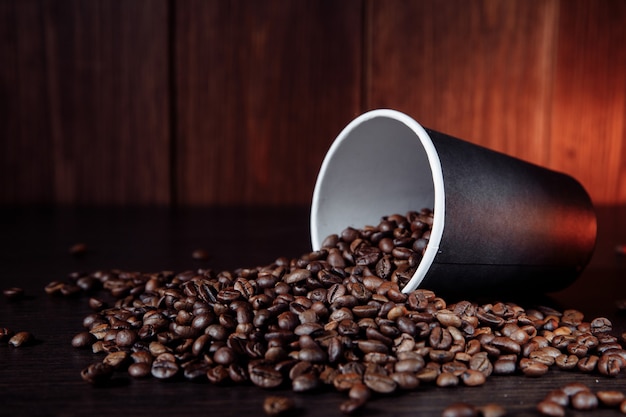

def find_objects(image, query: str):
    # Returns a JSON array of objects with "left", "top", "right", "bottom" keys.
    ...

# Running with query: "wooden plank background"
[{"left": 1, "top": 0, "right": 625, "bottom": 206}]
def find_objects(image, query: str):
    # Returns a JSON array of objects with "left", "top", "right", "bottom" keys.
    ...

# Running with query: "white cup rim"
[{"left": 310, "top": 109, "right": 446, "bottom": 293}]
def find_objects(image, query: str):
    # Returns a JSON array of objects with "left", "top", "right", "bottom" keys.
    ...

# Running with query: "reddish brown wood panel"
[
  {"left": 0, "top": 0, "right": 170, "bottom": 205},
  {"left": 0, "top": 0, "right": 55, "bottom": 204},
  {"left": 43, "top": 0, "right": 171, "bottom": 204},
  {"left": 366, "top": 0, "right": 559, "bottom": 166},
  {"left": 175, "top": 0, "right": 363, "bottom": 205},
  {"left": 549, "top": 0, "right": 626, "bottom": 205}
]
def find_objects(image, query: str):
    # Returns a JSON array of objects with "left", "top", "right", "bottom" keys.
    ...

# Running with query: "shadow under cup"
[{"left": 310, "top": 109, "right": 597, "bottom": 296}]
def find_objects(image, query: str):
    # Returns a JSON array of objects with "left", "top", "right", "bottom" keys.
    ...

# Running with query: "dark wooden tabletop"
[{"left": 1, "top": 205, "right": 625, "bottom": 417}]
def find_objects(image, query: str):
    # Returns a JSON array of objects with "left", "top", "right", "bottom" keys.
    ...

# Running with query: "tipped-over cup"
[{"left": 310, "top": 109, "right": 597, "bottom": 295}]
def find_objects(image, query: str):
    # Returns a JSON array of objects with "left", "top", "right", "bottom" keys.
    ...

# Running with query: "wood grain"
[
  {"left": 43, "top": 0, "right": 171, "bottom": 204},
  {"left": 367, "top": 0, "right": 559, "bottom": 166},
  {"left": 549, "top": 0, "right": 626, "bottom": 204},
  {"left": 0, "top": 0, "right": 55, "bottom": 204},
  {"left": 2, "top": 1, "right": 626, "bottom": 205},
  {"left": 174, "top": 0, "right": 363, "bottom": 205}
]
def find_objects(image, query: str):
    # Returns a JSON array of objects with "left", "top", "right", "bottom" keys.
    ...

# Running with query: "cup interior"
[{"left": 310, "top": 109, "right": 445, "bottom": 292}]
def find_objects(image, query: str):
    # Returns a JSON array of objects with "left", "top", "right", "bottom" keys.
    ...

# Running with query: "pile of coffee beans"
[{"left": 45, "top": 210, "right": 626, "bottom": 415}]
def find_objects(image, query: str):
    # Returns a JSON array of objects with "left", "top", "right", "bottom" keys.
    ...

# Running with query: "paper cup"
[{"left": 310, "top": 109, "right": 597, "bottom": 295}]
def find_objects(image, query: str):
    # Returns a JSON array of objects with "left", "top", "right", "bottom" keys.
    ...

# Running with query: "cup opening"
[{"left": 311, "top": 109, "right": 445, "bottom": 293}]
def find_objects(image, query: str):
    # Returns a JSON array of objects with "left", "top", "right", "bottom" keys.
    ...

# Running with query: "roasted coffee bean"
[
  {"left": 429, "top": 326, "right": 453, "bottom": 350},
  {"left": 206, "top": 365, "right": 230, "bottom": 384},
  {"left": 363, "top": 372, "right": 396, "bottom": 393},
  {"left": 72, "top": 331, "right": 96, "bottom": 349},
  {"left": 544, "top": 389, "right": 569, "bottom": 407},
  {"left": 339, "top": 398, "right": 366, "bottom": 415},
  {"left": 81, "top": 362, "right": 114, "bottom": 385},
  {"left": 554, "top": 353, "right": 578, "bottom": 370},
  {"left": 576, "top": 355, "right": 598, "bottom": 372},
  {"left": 441, "top": 403, "right": 478, "bottom": 417},
  {"left": 391, "top": 371, "right": 419, "bottom": 390},
  {"left": 8, "top": 331, "right": 33, "bottom": 347},
  {"left": 492, "top": 357, "right": 516, "bottom": 375},
  {"left": 263, "top": 396, "right": 294, "bottom": 416},
  {"left": 395, "top": 358, "right": 425, "bottom": 373},
  {"left": 115, "top": 329, "right": 137, "bottom": 347},
  {"left": 3, "top": 287, "right": 24, "bottom": 301},
  {"left": 560, "top": 382, "right": 590, "bottom": 397},
  {"left": 249, "top": 363, "right": 283, "bottom": 388},
  {"left": 519, "top": 358, "right": 549, "bottom": 377},
  {"left": 477, "top": 404, "right": 507, "bottom": 417},
  {"left": 460, "top": 369, "right": 485, "bottom": 386},
  {"left": 598, "top": 353, "right": 625, "bottom": 376},
  {"left": 436, "top": 371, "right": 459, "bottom": 387},
  {"left": 103, "top": 351, "right": 129, "bottom": 369},
  {"left": 292, "top": 372, "right": 319, "bottom": 392},
  {"left": 128, "top": 362, "right": 151, "bottom": 378},
  {"left": 469, "top": 352, "right": 493, "bottom": 376},
  {"left": 536, "top": 400, "right": 565, "bottom": 417},
  {"left": 571, "top": 390, "right": 598, "bottom": 410},
  {"left": 151, "top": 353, "right": 179, "bottom": 379},
  {"left": 596, "top": 390, "right": 625, "bottom": 407},
  {"left": 590, "top": 317, "right": 612, "bottom": 333}
]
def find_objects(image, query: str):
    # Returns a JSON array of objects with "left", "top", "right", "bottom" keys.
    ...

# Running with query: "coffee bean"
[
  {"left": 598, "top": 353, "right": 625, "bottom": 376},
  {"left": 81, "top": 362, "right": 114, "bottom": 385},
  {"left": 263, "top": 396, "right": 294, "bottom": 416},
  {"left": 596, "top": 390, "right": 625, "bottom": 407},
  {"left": 520, "top": 358, "right": 549, "bottom": 377},
  {"left": 151, "top": 353, "right": 179, "bottom": 379},
  {"left": 128, "top": 362, "right": 151, "bottom": 378},
  {"left": 3, "top": 287, "right": 24, "bottom": 301},
  {"left": 8, "top": 331, "right": 33, "bottom": 347},
  {"left": 571, "top": 390, "right": 598, "bottom": 410},
  {"left": 249, "top": 363, "right": 283, "bottom": 388},
  {"left": 115, "top": 329, "right": 137, "bottom": 347},
  {"left": 536, "top": 400, "right": 565, "bottom": 417},
  {"left": 339, "top": 398, "right": 366, "bottom": 415},
  {"left": 560, "top": 382, "right": 591, "bottom": 396},
  {"left": 576, "top": 355, "right": 598, "bottom": 372},
  {"left": 363, "top": 372, "right": 396, "bottom": 393},
  {"left": 544, "top": 389, "right": 569, "bottom": 407},
  {"left": 441, "top": 403, "right": 478, "bottom": 417},
  {"left": 436, "top": 371, "right": 459, "bottom": 387},
  {"left": 477, "top": 403, "right": 506, "bottom": 417},
  {"left": 460, "top": 369, "right": 485, "bottom": 386},
  {"left": 554, "top": 353, "right": 578, "bottom": 370},
  {"left": 206, "top": 365, "right": 230, "bottom": 384},
  {"left": 492, "top": 357, "right": 516, "bottom": 375},
  {"left": 103, "top": 351, "right": 129, "bottom": 369},
  {"left": 72, "top": 331, "right": 96, "bottom": 349}
]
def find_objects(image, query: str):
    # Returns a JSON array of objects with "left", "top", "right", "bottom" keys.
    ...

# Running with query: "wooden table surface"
[{"left": 1, "top": 205, "right": 625, "bottom": 417}]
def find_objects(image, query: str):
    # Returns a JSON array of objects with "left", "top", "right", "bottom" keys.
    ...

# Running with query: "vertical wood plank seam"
[
  {"left": 360, "top": 0, "right": 371, "bottom": 112},
  {"left": 168, "top": 0, "right": 177, "bottom": 207}
]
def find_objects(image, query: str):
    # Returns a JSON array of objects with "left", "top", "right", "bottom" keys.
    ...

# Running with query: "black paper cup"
[{"left": 310, "top": 109, "right": 597, "bottom": 295}]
